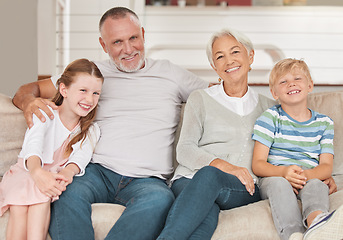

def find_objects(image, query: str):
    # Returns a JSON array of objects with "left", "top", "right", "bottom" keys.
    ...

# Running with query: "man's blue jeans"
[
  {"left": 157, "top": 166, "right": 261, "bottom": 240},
  {"left": 49, "top": 163, "right": 175, "bottom": 240}
]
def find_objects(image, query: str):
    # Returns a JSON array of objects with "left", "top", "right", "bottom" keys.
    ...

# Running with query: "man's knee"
[{"left": 145, "top": 185, "right": 175, "bottom": 211}]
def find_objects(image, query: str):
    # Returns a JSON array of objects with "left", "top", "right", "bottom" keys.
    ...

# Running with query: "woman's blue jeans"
[
  {"left": 49, "top": 163, "right": 175, "bottom": 240},
  {"left": 157, "top": 166, "right": 261, "bottom": 240}
]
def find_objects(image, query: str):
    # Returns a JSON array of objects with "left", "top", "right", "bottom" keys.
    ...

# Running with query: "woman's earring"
[
  {"left": 249, "top": 66, "right": 252, "bottom": 72},
  {"left": 218, "top": 77, "right": 222, "bottom": 83}
]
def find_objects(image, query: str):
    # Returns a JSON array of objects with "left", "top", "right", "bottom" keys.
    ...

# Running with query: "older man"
[{"left": 13, "top": 7, "right": 208, "bottom": 240}]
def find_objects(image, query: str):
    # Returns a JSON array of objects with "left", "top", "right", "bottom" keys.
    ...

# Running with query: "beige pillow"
[
  {"left": 307, "top": 90, "right": 343, "bottom": 176},
  {"left": 0, "top": 94, "right": 27, "bottom": 177}
]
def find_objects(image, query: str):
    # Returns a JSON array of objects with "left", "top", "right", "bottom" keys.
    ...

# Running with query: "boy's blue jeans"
[
  {"left": 49, "top": 163, "right": 175, "bottom": 240},
  {"left": 258, "top": 177, "right": 330, "bottom": 240},
  {"left": 157, "top": 166, "right": 261, "bottom": 240}
]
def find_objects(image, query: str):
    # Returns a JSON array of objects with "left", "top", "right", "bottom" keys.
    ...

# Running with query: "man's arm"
[{"left": 12, "top": 78, "right": 58, "bottom": 128}]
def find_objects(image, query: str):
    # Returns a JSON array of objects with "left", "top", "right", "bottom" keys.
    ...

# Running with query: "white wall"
[
  {"left": 60, "top": 4, "right": 343, "bottom": 88},
  {"left": 37, "top": 0, "right": 56, "bottom": 76},
  {"left": 38, "top": 1, "right": 343, "bottom": 95},
  {"left": 143, "top": 6, "right": 343, "bottom": 85},
  {"left": 0, "top": 0, "right": 38, "bottom": 97}
]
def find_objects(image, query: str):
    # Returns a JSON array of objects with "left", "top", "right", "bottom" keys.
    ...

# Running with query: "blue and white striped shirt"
[{"left": 252, "top": 105, "right": 334, "bottom": 169}]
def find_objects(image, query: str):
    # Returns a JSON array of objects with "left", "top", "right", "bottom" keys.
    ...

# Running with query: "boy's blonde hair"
[{"left": 269, "top": 58, "right": 313, "bottom": 90}]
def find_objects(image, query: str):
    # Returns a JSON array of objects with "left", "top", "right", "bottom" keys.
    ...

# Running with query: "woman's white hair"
[{"left": 206, "top": 28, "right": 254, "bottom": 66}]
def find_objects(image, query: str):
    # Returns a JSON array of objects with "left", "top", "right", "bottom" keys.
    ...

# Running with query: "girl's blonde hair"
[
  {"left": 51, "top": 58, "right": 104, "bottom": 156},
  {"left": 269, "top": 58, "right": 313, "bottom": 90}
]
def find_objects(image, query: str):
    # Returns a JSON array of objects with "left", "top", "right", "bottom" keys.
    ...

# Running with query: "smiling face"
[
  {"left": 211, "top": 35, "right": 254, "bottom": 86},
  {"left": 270, "top": 68, "right": 313, "bottom": 107},
  {"left": 99, "top": 15, "right": 145, "bottom": 72},
  {"left": 60, "top": 73, "right": 103, "bottom": 118}
]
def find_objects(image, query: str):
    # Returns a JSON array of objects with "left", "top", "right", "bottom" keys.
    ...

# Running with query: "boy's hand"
[
  {"left": 283, "top": 165, "right": 307, "bottom": 191},
  {"left": 324, "top": 177, "right": 337, "bottom": 194}
]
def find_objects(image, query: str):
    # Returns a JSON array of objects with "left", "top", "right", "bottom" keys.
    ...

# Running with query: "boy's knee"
[
  {"left": 305, "top": 178, "right": 328, "bottom": 190},
  {"left": 263, "top": 177, "right": 293, "bottom": 194}
]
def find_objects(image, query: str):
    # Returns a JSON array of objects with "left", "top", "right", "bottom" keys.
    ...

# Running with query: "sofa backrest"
[
  {"left": 0, "top": 94, "right": 27, "bottom": 178},
  {"left": 1, "top": 90, "right": 343, "bottom": 179},
  {"left": 307, "top": 91, "right": 343, "bottom": 176}
]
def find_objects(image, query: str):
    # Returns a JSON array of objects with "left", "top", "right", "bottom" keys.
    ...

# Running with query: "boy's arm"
[
  {"left": 252, "top": 141, "right": 307, "bottom": 190},
  {"left": 252, "top": 141, "right": 285, "bottom": 177},
  {"left": 303, "top": 153, "right": 333, "bottom": 181},
  {"left": 12, "top": 78, "right": 58, "bottom": 128}
]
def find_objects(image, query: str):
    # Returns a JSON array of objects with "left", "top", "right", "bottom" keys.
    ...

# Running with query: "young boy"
[{"left": 251, "top": 58, "right": 343, "bottom": 240}]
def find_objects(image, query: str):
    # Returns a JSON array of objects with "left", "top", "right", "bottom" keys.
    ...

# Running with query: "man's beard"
[{"left": 112, "top": 51, "right": 145, "bottom": 73}]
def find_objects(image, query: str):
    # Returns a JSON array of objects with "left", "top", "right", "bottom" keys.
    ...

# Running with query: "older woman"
[{"left": 157, "top": 28, "right": 276, "bottom": 240}]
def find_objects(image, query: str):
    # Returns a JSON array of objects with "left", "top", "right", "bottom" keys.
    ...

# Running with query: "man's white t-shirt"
[{"left": 51, "top": 58, "right": 208, "bottom": 179}]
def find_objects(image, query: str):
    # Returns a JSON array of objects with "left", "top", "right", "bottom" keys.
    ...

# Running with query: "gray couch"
[{"left": 1, "top": 91, "right": 343, "bottom": 240}]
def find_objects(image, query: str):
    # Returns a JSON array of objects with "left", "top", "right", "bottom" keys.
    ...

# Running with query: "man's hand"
[
  {"left": 12, "top": 78, "right": 58, "bottom": 128},
  {"left": 23, "top": 97, "right": 57, "bottom": 128}
]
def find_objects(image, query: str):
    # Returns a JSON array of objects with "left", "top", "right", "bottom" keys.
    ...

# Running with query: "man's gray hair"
[{"left": 99, "top": 7, "right": 141, "bottom": 32}]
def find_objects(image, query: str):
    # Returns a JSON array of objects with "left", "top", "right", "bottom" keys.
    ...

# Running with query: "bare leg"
[
  {"left": 307, "top": 210, "right": 323, "bottom": 227},
  {"left": 7, "top": 205, "right": 28, "bottom": 240},
  {"left": 27, "top": 201, "right": 51, "bottom": 240}
]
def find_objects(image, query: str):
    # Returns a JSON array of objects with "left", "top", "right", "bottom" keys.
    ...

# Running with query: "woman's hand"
[{"left": 210, "top": 158, "right": 255, "bottom": 195}]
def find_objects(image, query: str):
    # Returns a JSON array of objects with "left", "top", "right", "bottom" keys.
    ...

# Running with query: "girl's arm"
[
  {"left": 303, "top": 153, "right": 333, "bottom": 181},
  {"left": 58, "top": 163, "right": 80, "bottom": 187},
  {"left": 252, "top": 141, "right": 307, "bottom": 190},
  {"left": 26, "top": 155, "right": 68, "bottom": 198},
  {"left": 66, "top": 123, "right": 101, "bottom": 176}
]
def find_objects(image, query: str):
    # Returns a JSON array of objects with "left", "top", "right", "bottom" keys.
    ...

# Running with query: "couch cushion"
[
  {"left": 0, "top": 94, "right": 27, "bottom": 177},
  {"left": 307, "top": 91, "right": 343, "bottom": 176}
]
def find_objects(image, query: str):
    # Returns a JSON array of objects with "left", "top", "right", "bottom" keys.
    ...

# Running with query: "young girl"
[{"left": 0, "top": 58, "right": 103, "bottom": 240}]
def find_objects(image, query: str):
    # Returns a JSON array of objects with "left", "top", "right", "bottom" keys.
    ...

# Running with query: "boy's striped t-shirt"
[{"left": 252, "top": 105, "right": 334, "bottom": 169}]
